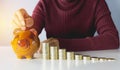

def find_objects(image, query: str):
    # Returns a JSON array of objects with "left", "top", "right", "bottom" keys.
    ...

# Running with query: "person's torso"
[{"left": 42, "top": 0, "right": 98, "bottom": 39}]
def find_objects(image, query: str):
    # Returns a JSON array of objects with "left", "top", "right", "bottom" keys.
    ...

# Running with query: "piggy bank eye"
[{"left": 29, "top": 34, "right": 34, "bottom": 40}]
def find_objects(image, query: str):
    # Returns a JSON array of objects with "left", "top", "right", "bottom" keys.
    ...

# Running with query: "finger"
[
  {"left": 25, "top": 17, "right": 34, "bottom": 27},
  {"left": 41, "top": 39, "right": 46, "bottom": 43},
  {"left": 49, "top": 42, "right": 59, "bottom": 47},
  {"left": 11, "top": 9, "right": 26, "bottom": 30},
  {"left": 13, "top": 28, "right": 22, "bottom": 35},
  {"left": 15, "top": 10, "right": 25, "bottom": 26},
  {"left": 11, "top": 18, "right": 26, "bottom": 30},
  {"left": 46, "top": 37, "right": 54, "bottom": 42},
  {"left": 49, "top": 39, "right": 59, "bottom": 47},
  {"left": 11, "top": 19, "right": 20, "bottom": 29},
  {"left": 49, "top": 40, "right": 57, "bottom": 46},
  {"left": 11, "top": 20, "right": 21, "bottom": 35},
  {"left": 30, "top": 28, "right": 38, "bottom": 36},
  {"left": 12, "top": 14, "right": 19, "bottom": 24},
  {"left": 15, "top": 8, "right": 29, "bottom": 26},
  {"left": 19, "top": 8, "right": 30, "bottom": 18},
  {"left": 13, "top": 14, "right": 23, "bottom": 26},
  {"left": 42, "top": 38, "right": 53, "bottom": 43}
]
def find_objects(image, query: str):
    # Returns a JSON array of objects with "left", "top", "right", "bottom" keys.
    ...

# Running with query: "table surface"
[{"left": 0, "top": 46, "right": 120, "bottom": 70}]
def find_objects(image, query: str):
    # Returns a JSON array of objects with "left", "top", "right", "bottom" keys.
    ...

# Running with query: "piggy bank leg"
[
  {"left": 26, "top": 55, "right": 33, "bottom": 59},
  {"left": 17, "top": 55, "right": 23, "bottom": 59}
]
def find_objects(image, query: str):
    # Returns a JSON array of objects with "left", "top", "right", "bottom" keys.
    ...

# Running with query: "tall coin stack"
[{"left": 42, "top": 43, "right": 50, "bottom": 60}]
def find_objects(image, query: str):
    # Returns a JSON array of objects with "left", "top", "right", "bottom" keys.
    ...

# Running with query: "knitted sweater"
[{"left": 32, "top": 0, "right": 119, "bottom": 51}]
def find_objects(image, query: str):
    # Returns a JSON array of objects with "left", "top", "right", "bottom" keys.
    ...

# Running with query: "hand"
[
  {"left": 38, "top": 38, "right": 59, "bottom": 53},
  {"left": 11, "top": 8, "right": 34, "bottom": 30},
  {"left": 42, "top": 38, "right": 59, "bottom": 47}
]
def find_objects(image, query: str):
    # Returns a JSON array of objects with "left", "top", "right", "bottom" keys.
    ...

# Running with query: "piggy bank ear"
[
  {"left": 13, "top": 28, "right": 22, "bottom": 35},
  {"left": 29, "top": 28, "right": 38, "bottom": 36}
]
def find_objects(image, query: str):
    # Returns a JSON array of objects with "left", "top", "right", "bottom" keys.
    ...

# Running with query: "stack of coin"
[
  {"left": 50, "top": 46, "right": 58, "bottom": 60},
  {"left": 59, "top": 49, "right": 66, "bottom": 60},
  {"left": 67, "top": 52, "right": 75, "bottom": 60},
  {"left": 99, "top": 57, "right": 107, "bottom": 62},
  {"left": 83, "top": 55, "right": 91, "bottom": 61},
  {"left": 107, "top": 58, "right": 115, "bottom": 61},
  {"left": 42, "top": 43, "right": 50, "bottom": 60},
  {"left": 75, "top": 54, "right": 83, "bottom": 60},
  {"left": 91, "top": 57, "right": 99, "bottom": 63}
]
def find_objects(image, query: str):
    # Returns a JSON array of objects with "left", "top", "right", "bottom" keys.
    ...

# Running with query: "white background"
[{"left": 0, "top": 0, "right": 120, "bottom": 46}]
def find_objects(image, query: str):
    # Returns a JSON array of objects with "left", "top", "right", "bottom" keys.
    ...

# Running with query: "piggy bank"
[{"left": 11, "top": 28, "right": 40, "bottom": 59}]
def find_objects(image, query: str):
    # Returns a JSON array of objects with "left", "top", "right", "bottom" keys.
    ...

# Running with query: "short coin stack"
[
  {"left": 41, "top": 43, "right": 115, "bottom": 62},
  {"left": 59, "top": 49, "right": 66, "bottom": 60}
]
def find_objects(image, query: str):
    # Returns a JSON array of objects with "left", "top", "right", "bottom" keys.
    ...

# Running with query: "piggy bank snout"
[{"left": 18, "top": 39, "right": 30, "bottom": 47}]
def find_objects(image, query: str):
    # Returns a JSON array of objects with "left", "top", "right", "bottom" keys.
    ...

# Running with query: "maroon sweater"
[{"left": 32, "top": 0, "right": 119, "bottom": 51}]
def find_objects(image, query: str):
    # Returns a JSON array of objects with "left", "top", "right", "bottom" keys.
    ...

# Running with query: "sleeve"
[
  {"left": 32, "top": 0, "right": 45, "bottom": 34},
  {"left": 58, "top": 0, "right": 119, "bottom": 51}
]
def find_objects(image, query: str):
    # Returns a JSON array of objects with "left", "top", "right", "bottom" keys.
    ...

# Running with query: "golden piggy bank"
[{"left": 11, "top": 28, "right": 40, "bottom": 59}]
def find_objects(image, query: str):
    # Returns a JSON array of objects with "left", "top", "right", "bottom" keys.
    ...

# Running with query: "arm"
[
  {"left": 32, "top": 0, "right": 45, "bottom": 34},
  {"left": 58, "top": 0, "right": 119, "bottom": 51}
]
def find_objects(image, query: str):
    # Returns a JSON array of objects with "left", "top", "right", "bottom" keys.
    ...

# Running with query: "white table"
[{"left": 0, "top": 46, "right": 120, "bottom": 70}]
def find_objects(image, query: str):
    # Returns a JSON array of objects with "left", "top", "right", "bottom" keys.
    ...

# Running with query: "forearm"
[
  {"left": 31, "top": 0, "right": 45, "bottom": 35},
  {"left": 58, "top": 34, "right": 119, "bottom": 51}
]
